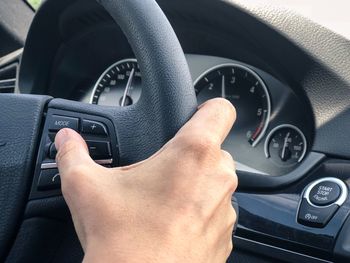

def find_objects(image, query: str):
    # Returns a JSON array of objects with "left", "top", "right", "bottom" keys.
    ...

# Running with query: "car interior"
[{"left": 1, "top": 0, "right": 350, "bottom": 262}]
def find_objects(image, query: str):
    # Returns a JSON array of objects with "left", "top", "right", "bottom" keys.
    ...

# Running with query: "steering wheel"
[{"left": 0, "top": 0, "right": 197, "bottom": 259}]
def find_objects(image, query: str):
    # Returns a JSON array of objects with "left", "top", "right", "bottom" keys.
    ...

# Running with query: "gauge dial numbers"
[
  {"left": 264, "top": 124, "right": 307, "bottom": 166},
  {"left": 194, "top": 64, "right": 271, "bottom": 147},
  {"left": 91, "top": 59, "right": 142, "bottom": 107}
]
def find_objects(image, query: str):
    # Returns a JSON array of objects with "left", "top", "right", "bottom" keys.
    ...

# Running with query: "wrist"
[
  {"left": 83, "top": 238, "right": 157, "bottom": 263},
  {"left": 83, "top": 243, "right": 129, "bottom": 263}
]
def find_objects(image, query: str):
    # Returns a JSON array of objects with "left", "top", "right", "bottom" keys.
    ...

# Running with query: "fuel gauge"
[{"left": 264, "top": 124, "right": 307, "bottom": 166}]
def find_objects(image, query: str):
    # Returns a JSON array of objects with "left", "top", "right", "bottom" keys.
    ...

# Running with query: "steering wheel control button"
[
  {"left": 48, "top": 115, "right": 79, "bottom": 132},
  {"left": 86, "top": 140, "right": 112, "bottom": 159},
  {"left": 82, "top": 120, "right": 108, "bottom": 136},
  {"left": 298, "top": 199, "right": 339, "bottom": 228},
  {"left": 309, "top": 181, "right": 342, "bottom": 206},
  {"left": 37, "top": 169, "right": 61, "bottom": 191},
  {"left": 31, "top": 109, "right": 119, "bottom": 199},
  {"left": 48, "top": 143, "right": 57, "bottom": 160}
]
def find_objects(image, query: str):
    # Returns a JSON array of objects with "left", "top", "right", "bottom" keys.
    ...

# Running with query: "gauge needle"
[
  {"left": 121, "top": 68, "right": 135, "bottom": 107},
  {"left": 281, "top": 132, "right": 290, "bottom": 160},
  {"left": 221, "top": 75, "right": 226, "bottom": 98}
]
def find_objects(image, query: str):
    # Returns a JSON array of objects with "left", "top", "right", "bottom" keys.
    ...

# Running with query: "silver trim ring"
[
  {"left": 193, "top": 63, "right": 271, "bottom": 147},
  {"left": 264, "top": 124, "right": 307, "bottom": 163},
  {"left": 90, "top": 58, "right": 138, "bottom": 104},
  {"left": 41, "top": 159, "right": 113, "bottom": 170},
  {"left": 303, "top": 177, "right": 348, "bottom": 208}
]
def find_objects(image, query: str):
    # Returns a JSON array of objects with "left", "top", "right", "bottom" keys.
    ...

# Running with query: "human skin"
[{"left": 55, "top": 98, "right": 238, "bottom": 263}]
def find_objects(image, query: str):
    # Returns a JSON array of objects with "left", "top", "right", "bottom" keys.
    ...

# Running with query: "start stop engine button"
[
  {"left": 309, "top": 181, "right": 342, "bottom": 206},
  {"left": 298, "top": 177, "right": 348, "bottom": 228}
]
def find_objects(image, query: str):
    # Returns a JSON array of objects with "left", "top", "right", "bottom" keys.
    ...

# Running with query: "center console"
[{"left": 234, "top": 160, "right": 350, "bottom": 263}]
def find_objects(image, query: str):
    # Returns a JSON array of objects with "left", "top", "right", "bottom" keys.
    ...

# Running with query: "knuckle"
[
  {"left": 222, "top": 150, "right": 236, "bottom": 169},
  {"left": 192, "top": 136, "right": 217, "bottom": 152},
  {"left": 228, "top": 205, "right": 237, "bottom": 226},
  {"left": 177, "top": 134, "right": 219, "bottom": 157},
  {"left": 222, "top": 150, "right": 233, "bottom": 160},
  {"left": 230, "top": 172, "right": 238, "bottom": 192},
  {"left": 226, "top": 239, "right": 234, "bottom": 257},
  {"left": 222, "top": 171, "right": 238, "bottom": 193},
  {"left": 232, "top": 160, "right": 236, "bottom": 171}
]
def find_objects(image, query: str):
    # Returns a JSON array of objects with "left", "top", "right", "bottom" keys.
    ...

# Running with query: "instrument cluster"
[{"left": 80, "top": 54, "right": 313, "bottom": 176}]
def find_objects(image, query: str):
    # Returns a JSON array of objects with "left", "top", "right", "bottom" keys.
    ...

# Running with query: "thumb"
[{"left": 55, "top": 128, "right": 96, "bottom": 179}]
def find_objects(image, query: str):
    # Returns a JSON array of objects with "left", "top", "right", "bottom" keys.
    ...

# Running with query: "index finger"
[{"left": 176, "top": 98, "right": 236, "bottom": 146}]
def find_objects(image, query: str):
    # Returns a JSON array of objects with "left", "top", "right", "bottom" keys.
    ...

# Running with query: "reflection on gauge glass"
[
  {"left": 264, "top": 124, "right": 307, "bottom": 166},
  {"left": 194, "top": 63, "right": 271, "bottom": 147},
  {"left": 91, "top": 59, "right": 141, "bottom": 106}
]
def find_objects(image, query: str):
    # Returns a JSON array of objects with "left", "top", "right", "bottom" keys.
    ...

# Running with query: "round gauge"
[
  {"left": 195, "top": 63, "right": 271, "bottom": 147},
  {"left": 264, "top": 124, "right": 307, "bottom": 166},
  {"left": 91, "top": 59, "right": 142, "bottom": 106}
]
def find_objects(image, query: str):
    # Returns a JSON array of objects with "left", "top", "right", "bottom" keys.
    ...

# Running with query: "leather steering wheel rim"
[{"left": 96, "top": 0, "right": 198, "bottom": 164}]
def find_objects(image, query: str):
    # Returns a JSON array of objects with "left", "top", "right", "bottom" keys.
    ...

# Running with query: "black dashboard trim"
[
  {"left": 238, "top": 152, "right": 325, "bottom": 190},
  {"left": 233, "top": 236, "right": 332, "bottom": 263}
]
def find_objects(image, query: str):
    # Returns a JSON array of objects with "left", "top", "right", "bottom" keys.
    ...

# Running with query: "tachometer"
[
  {"left": 91, "top": 59, "right": 142, "bottom": 106},
  {"left": 194, "top": 63, "right": 271, "bottom": 147}
]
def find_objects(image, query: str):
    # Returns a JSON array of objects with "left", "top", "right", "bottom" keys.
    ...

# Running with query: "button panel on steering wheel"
[{"left": 29, "top": 109, "right": 119, "bottom": 200}]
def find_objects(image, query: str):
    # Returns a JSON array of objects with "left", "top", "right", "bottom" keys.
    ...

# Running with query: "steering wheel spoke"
[{"left": 30, "top": 105, "right": 120, "bottom": 199}]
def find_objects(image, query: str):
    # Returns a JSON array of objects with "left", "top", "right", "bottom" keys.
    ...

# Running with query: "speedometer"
[
  {"left": 91, "top": 59, "right": 142, "bottom": 106},
  {"left": 195, "top": 64, "right": 271, "bottom": 147}
]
